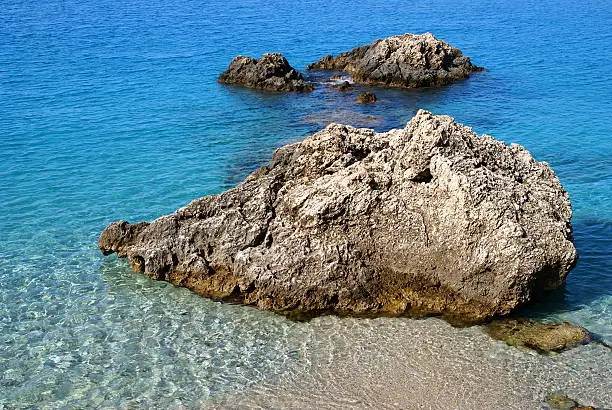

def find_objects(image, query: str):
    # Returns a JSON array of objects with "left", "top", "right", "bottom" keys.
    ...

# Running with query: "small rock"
[
  {"left": 546, "top": 392, "right": 595, "bottom": 410},
  {"left": 357, "top": 91, "right": 377, "bottom": 104},
  {"left": 331, "top": 81, "right": 355, "bottom": 92},
  {"left": 547, "top": 392, "right": 579, "bottom": 410},
  {"left": 486, "top": 319, "right": 591, "bottom": 353},
  {"left": 218, "top": 53, "right": 313, "bottom": 92}
]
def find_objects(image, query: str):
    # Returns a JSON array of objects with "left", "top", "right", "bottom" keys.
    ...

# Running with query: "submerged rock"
[
  {"left": 546, "top": 392, "right": 596, "bottom": 410},
  {"left": 301, "top": 110, "right": 381, "bottom": 128},
  {"left": 486, "top": 319, "right": 591, "bottom": 353},
  {"left": 307, "top": 33, "right": 483, "bottom": 88},
  {"left": 218, "top": 53, "right": 313, "bottom": 92},
  {"left": 357, "top": 91, "right": 377, "bottom": 104},
  {"left": 99, "top": 110, "right": 576, "bottom": 323},
  {"left": 331, "top": 81, "right": 355, "bottom": 92}
]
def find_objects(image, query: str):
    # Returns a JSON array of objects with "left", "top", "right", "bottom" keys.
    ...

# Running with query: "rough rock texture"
[
  {"left": 99, "top": 110, "right": 576, "bottom": 323},
  {"left": 307, "top": 33, "right": 483, "bottom": 88},
  {"left": 218, "top": 53, "right": 313, "bottom": 92},
  {"left": 486, "top": 319, "right": 592, "bottom": 353}
]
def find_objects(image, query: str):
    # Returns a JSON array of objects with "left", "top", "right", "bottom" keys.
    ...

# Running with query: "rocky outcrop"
[
  {"left": 486, "top": 319, "right": 592, "bottom": 353},
  {"left": 99, "top": 110, "right": 576, "bottom": 323},
  {"left": 307, "top": 33, "right": 483, "bottom": 88},
  {"left": 218, "top": 53, "right": 313, "bottom": 92}
]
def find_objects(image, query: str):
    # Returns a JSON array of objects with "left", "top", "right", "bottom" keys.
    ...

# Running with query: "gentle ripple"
[{"left": 218, "top": 316, "right": 612, "bottom": 409}]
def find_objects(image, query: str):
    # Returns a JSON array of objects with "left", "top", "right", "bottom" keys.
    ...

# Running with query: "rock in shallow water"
[
  {"left": 307, "top": 32, "right": 483, "bottom": 88},
  {"left": 99, "top": 110, "right": 576, "bottom": 323},
  {"left": 331, "top": 80, "right": 355, "bottom": 92},
  {"left": 218, "top": 53, "right": 313, "bottom": 92},
  {"left": 357, "top": 91, "right": 377, "bottom": 104},
  {"left": 546, "top": 391, "right": 596, "bottom": 410},
  {"left": 486, "top": 319, "right": 592, "bottom": 353}
]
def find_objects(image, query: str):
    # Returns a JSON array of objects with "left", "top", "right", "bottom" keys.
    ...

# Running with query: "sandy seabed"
[{"left": 211, "top": 316, "right": 611, "bottom": 409}]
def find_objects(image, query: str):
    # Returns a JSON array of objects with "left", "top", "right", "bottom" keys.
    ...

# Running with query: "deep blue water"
[{"left": 1, "top": 0, "right": 610, "bottom": 407}]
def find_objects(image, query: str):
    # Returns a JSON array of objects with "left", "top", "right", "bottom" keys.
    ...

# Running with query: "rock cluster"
[
  {"left": 308, "top": 32, "right": 482, "bottom": 88},
  {"left": 218, "top": 53, "right": 313, "bottom": 92},
  {"left": 99, "top": 110, "right": 576, "bottom": 323}
]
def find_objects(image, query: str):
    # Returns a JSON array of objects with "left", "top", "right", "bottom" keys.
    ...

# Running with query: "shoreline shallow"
[{"left": 213, "top": 315, "right": 611, "bottom": 409}]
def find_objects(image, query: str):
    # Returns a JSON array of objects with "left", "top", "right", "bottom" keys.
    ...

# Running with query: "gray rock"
[
  {"left": 99, "top": 110, "right": 576, "bottom": 323},
  {"left": 307, "top": 33, "right": 483, "bottom": 88},
  {"left": 218, "top": 53, "right": 313, "bottom": 92}
]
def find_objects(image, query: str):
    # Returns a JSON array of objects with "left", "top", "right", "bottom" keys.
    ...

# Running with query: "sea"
[{"left": 1, "top": 0, "right": 610, "bottom": 408}]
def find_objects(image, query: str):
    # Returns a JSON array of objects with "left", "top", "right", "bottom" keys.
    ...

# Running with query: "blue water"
[{"left": 1, "top": 0, "right": 611, "bottom": 407}]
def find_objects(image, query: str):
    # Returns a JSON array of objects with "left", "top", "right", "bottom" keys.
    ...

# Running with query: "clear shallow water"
[
  {"left": 0, "top": 0, "right": 610, "bottom": 408},
  {"left": 218, "top": 316, "right": 612, "bottom": 409}
]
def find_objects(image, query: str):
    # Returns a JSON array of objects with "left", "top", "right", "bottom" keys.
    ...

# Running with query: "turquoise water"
[{"left": 1, "top": 0, "right": 610, "bottom": 407}]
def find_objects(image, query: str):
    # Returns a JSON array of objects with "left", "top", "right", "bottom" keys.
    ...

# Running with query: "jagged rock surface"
[
  {"left": 218, "top": 53, "right": 313, "bottom": 92},
  {"left": 99, "top": 110, "right": 576, "bottom": 323},
  {"left": 307, "top": 33, "right": 483, "bottom": 88}
]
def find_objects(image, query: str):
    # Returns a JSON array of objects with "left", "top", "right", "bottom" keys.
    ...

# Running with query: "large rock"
[
  {"left": 307, "top": 33, "right": 483, "bottom": 88},
  {"left": 218, "top": 53, "right": 313, "bottom": 92},
  {"left": 99, "top": 110, "right": 577, "bottom": 323}
]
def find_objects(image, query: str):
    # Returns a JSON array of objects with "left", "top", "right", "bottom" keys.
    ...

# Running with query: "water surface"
[{"left": 1, "top": 0, "right": 610, "bottom": 407}]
